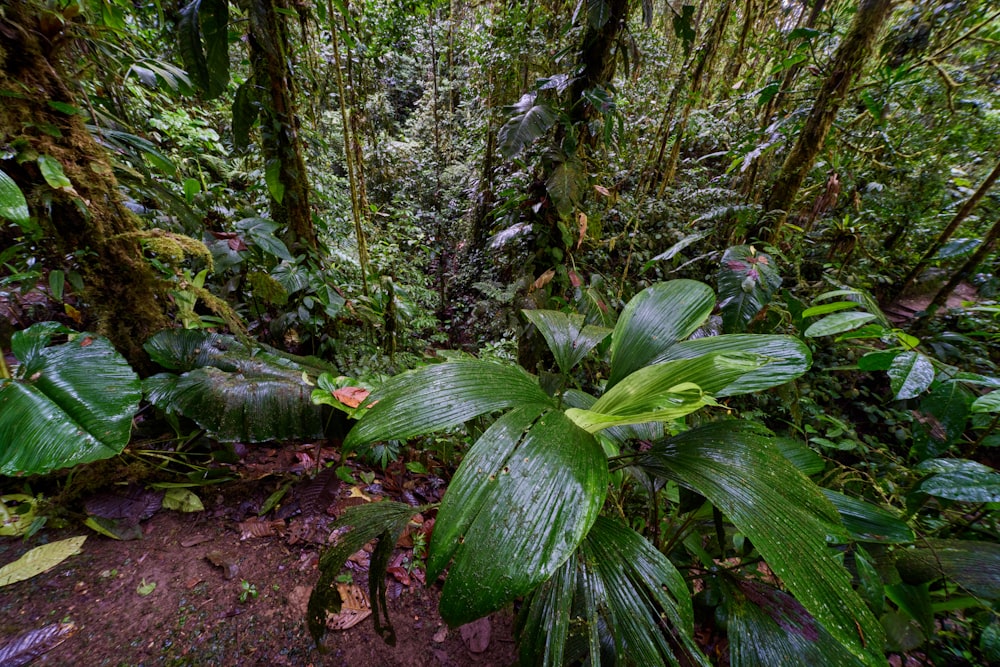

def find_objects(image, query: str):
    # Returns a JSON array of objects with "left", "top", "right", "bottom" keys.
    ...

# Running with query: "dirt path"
[{"left": 0, "top": 449, "right": 516, "bottom": 666}]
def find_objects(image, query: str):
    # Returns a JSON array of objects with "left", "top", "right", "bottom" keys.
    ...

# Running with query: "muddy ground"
[{"left": 0, "top": 444, "right": 516, "bottom": 667}]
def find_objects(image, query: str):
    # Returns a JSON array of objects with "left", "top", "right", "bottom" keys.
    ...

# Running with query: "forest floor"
[{"left": 0, "top": 443, "right": 517, "bottom": 667}]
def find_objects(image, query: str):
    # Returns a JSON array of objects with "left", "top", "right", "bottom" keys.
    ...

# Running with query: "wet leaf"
[
  {"left": 888, "top": 351, "right": 934, "bottom": 400},
  {"left": 0, "top": 168, "right": 29, "bottom": 226},
  {"left": 0, "top": 536, "right": 86, "bottom": 588},
  {"left": 0, "top": 621, "right": 77, "bottom": 666},
  {"left": 804, "top": 312, "right": 878, "bottom": 337},
  {"left": 916, "top": 459, "right": 1000, "bottom": 503}
]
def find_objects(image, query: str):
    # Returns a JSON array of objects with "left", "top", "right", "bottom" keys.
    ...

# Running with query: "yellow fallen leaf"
[
  {"left": 347, "top": 486, "right": 372, "bottom": 501},
  {"left": 0, "top": 536, "right": 87, "bottom": 588}
]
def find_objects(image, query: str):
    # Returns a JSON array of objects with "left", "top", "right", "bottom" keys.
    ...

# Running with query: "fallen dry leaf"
[
  {"left": 326, "top": 582, "right": 372, "bottom": 631},
  {"left": 332, "top": 386, "right": 370, "bottom": 408}
]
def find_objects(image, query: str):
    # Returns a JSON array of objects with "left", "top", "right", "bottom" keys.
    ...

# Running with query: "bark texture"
[
  {"left": 0, "top": 5, "right": 170, "bottom": 369},
  {"left": 750, "top": 0, "right": 893, "bottom": 241}
]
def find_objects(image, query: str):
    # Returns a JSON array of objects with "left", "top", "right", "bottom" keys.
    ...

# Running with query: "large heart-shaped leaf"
[
  {"left": 498, "top": 92, "right": 556, "bottom": 158},
  {"left": 608, "top": 280, "right": 715, "bottom": 387},
  {"left": 522, "top": 309, "right": 611, "bottom": 374},
  {"left": 343, "top": 360, "right": 553, "bottom": 452},
  {"left": 144, "top": 366, "right": 324, "bottom": 443},
  {"left": 638, "top": 421, "right": 885, "bottom": 666},
  {"left": 656, "top": 334, "right": 811, "bottom": 396},
  {"left": 430, "top": 407, "right": 607, "bottom": 625},
  {"left": 0, "top": 325, "right": 141, "bottom": 476},
  {"left": 717, "top": 245, "right": 782, "bottom": 333}
]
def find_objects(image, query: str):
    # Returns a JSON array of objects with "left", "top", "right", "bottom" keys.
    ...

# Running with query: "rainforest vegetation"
[{"left": 1, "top": 0, "right": 999, "bottom": 664}]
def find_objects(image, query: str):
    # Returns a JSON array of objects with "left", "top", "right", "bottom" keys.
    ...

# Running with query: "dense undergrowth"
[{"left": 2, "top": 0, "right": 1000, "bottom": 664}]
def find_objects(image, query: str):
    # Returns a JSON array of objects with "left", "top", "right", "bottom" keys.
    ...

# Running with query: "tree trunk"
[
  {"left": 895, "top": 157, "right": 1000, "bottom": 298},
  {"left": 244, "top": 0, "right": 317, "bottom": 251},
  {"left": 748, "top": 0, "right": 893, "bottom": 242},
  {"left": 566, "top": 0, "right": 629, "bottom": 131},
  {"left": 0, "top": 5, "right": 171, "bottom": 370},
  {"left": 922, "top": 211, "right": 1000, "bottom": 320}
]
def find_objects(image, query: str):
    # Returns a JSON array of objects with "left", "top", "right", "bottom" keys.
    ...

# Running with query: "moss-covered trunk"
[
  {"left": 749, "top": 0, "right": 893, "bottom": 242},
  {"left": 244, "top": 0, "right": 317, "bottom": 252},
  {"left": 0, "top": 5, "right": 170, "bottom": 370}
]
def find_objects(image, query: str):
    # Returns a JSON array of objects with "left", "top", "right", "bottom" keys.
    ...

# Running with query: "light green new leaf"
[
  {"left": 0, "top": 169, "right": 29, "bottom": 226},
  {"left": 971, "top": 390, "right": 1000, "bottom": 414},
  {"left": 546, "top": 160, "right": 584, "bottom": 217},
  {"left": 804, "top": 312, "right": 877, "bottom": 337},
  {"left": 801, "top": 301, "right": 863, "bottom": 318},
  {"left": 566, "top": 354, "right": 762, "bottom": 433},
  {"left": 888, "top": 351, "right": 934, "bottom": 400},
  {"left": 523, "top": 309, "right": 612, "bottom": 374},
  {"left": 162, "top": 488, "right": 204, "bottom": 513},
  {"left": 0, "top": 536, "right": 86, "bottom": 588},
  {"left": 265, "top": 159, "right": 285, "bottom": 204},
  {"left": 1, "top": 327, "right": 141, "bottom": 476},
  {"left": 608, "top": 280, "right": 715, "bottom": 387},
  {"left": 656, "top": 334, "right": 811, "bottom": 396},
  {"left": 343, "top": 360, "right": 553, "bottom": 452},
  {"left": 638, "top": 421, "right": 884, "bottom": 666},
  {"left": 431, "top": 408, "right": 607, "bottom": 625}
]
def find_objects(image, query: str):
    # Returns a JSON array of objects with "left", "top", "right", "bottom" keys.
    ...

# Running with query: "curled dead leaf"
[{"left": 531, "top": 268, "right": 556, "bottom": 292}]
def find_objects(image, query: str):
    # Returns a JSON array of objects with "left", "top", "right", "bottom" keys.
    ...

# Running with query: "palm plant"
[{"left": 310, "top": 278, "right": 887, "bottom": 665}]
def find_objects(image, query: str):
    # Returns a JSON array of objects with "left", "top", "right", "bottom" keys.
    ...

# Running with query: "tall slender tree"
[{"left": 747, "top": 0, "right": 894, "bottom": 242}]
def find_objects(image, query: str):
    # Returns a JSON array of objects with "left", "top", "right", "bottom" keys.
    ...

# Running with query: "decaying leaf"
[
  {"left": 238, "top": 517, "right": 285, "bottom": 540},
  {"left": 0, "top": 536, "right": 87, "bottom": 588},
  {"left": 0, "top": 621, "right": 77, "bottom": 666},
  {"left": 326, "top": 582, "right": 372, "bottom": 630},
  {"left": 531, "top": 268, "right": 556, "bottom": 292},
  {"left": 333, "top": 386, "right": 371, "bottom": 409}
]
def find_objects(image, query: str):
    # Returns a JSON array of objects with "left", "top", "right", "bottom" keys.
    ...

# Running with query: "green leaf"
[
  {"left": 971, "top": 391, "right": 1000, "bottom": 413},
  {"left": 308, "top": 501, "right": 418, "bottom": 647},
  {"left": 36, "top": 155, "right": 73, "bottom": 190},
  {"left": 567, "top": 353, "right": 763, "bottom": 433},
  {"left": 546, "top": 160, "right": 584, "bottom": 217},
  {"left": 804, "top": 312, "right": 877, "bottom": 337},
  {"left": 0, "top": 169, "right": 30, "bottom": 226},
  {"left": 916, "top": 459, "right": 1000, "bottom": 503},
  {"left": 498, "top": 92, "right": 556, "bottom": 158},
  {"left": 0, "top": 326, "right": 141, "bottom": 476},
  {"left": 265, "top": 159, "right": 285, "bottom": 204},
  {"left": 858, "top": 350, "right": 899, "bottom": 371},
  {"left": 177, "top": 0, "right": 230, "bottom": 99},
  {"left": 235, "top": 217, "right": 294, "bottom": 261},
  {"left": 723, "top": 577, "right": 865, "bottom": 667},
  {"left": 608, "top": 280, "right": 715, "bottom": 387},
  {"left": 232, "top": 79, "right": 260, "bottom": 150},
  {"left": 888, "top": 351, "right": 934, "bottom": 400},
  {"left": 638, "top": 421, "right": 884, "bottom": 665},
  {"left": 0, "top": 536, "right": 86, "bottom": 588},
  {"left": 801, "top": 301, "right": 862, "bottom": 318},
  {"left": 144, "top": 366, "right": 324, "bottom": 443},
  {"left": 657, "top": 334, "right": 811, "bottom": 396},
  {"left": 893, "top": 539, "right": 1000, "bottom": 600},
  {"left": 343, "top": 360, "right": 553, "bottom": 452},
  {"left": 774, "top": 437, "right": 825, "bottom": 476},
  {"left": 522, "top": 309, "right": 611, "bottom": 374},
  {"left": 94, "top": 128, "right": 178, "bottom": 176},
  {"left": 431, "top": 408, "right": 608, "bottom": 625},
  {"left": 821, "top": 490, "right": 914, "bottom": 544},
  {"left": 48, "top": 270, "right": 65, "bottom": 302},
  {"left": 717, "top": 246, "right": 782, "bottom": 333},
  {"left": 162, "top": 488, "right": 204, "bottom": 512}
]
